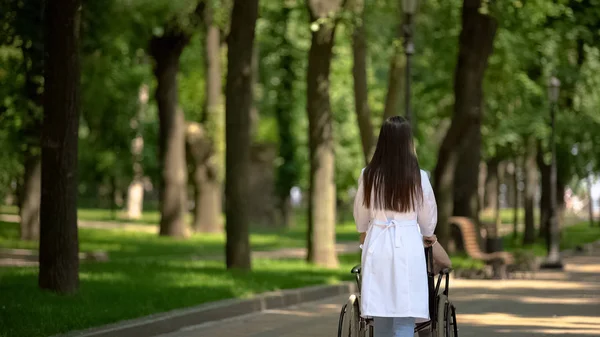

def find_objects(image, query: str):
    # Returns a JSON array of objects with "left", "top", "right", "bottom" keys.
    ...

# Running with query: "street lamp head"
[
  {"left": 548, "top": 76, "right": 561, "bottom": 103},
  {"left": 403, "top": 0, "right": 418, "bottom": 15}
]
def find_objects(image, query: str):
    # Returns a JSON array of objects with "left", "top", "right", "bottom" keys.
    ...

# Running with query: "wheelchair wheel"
[
  {"left": 448, "top": 303, "right": 458, "bottom": 337},
  {"left": 434, "top": 294, "right": 449, "bottom": 337},
  {"left": 338, "top": 294, "right": 360, "bottom": 337}
]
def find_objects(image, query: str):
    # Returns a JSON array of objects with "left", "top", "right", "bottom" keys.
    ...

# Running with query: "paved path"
[{"left": 157, "top": 251, "right": 600, "bottom": 337}]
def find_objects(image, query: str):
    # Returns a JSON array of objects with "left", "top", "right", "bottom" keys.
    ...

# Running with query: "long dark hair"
[{"left": 363, "top": 116, "right": 422, "bottom": 212}]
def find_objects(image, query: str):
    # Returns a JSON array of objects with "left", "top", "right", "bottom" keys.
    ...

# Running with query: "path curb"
[{"left": 55, "top": 282, "right": 357, "bottom": 337}]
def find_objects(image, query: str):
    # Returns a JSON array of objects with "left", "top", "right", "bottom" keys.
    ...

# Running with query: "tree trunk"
[
  {"left": 20, "top": 154, "right": 41, "bottom": 240},
  {"left": 127, "top": 84, "right": 148, "bottom": 220},
  {"left": 186, "top": 122, "right": 221, "bottom": 233},
  {"left": 39, "top": 0, "right": 81, "bottom": 294},
  {"left": 225, "top": 0, "right": 259, "bottom": 270},
  {"left": 382, "top": 15, "right": 405, "bottom": 120},
  {"left": 556, "top": 176, "right": 565, "bottom": 231},
  {"left": 512, "top": 157, "right": 520, "bottom": 239},
  {"left": 588, "top": 173, "right": 595, "bottom": 227},
  {"left": 351, "top": 0, "right": 374, "bottom": 165},
  {"left": 491, "top": 161, "right": 505, "bottom": 239},
  {"left": 150, "top": 31, "right": 191, "bottom": 238},
  {"left": 433, "top": 0, "right": 497, "bottom": 249},
  {"left": 523, "top": 136, "right": 537, "bottom": 245},
  {"left": 250, "top": 45, "right": 260, "bottom": 138},
  {"left": 305, "top": 0, "right": 344, "bottom": 268},
  {"left": 274, "top": 5, "right": 299, "bottom": 228},
  {"left": 537, "top": 141, "right": 550, "bottom": 239},
  {"left": 478, "top": 161, "right": 487, "bottom": 215},
  {"left": 196, "top": 2, "right": 224, "bottom": 233},
  {"left": 453, "top": 125, "right": 482, "bottom": 220},
  {"left": 195, "top": 174, "right": 221, "bottom": 232},
  {"left": 484, "top": 158, "right": 499, "bottom": 211}
]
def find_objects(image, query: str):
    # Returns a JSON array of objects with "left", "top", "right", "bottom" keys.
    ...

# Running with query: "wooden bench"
[{"left": 448, "top": 216, "right": 514, "bottom": 278}]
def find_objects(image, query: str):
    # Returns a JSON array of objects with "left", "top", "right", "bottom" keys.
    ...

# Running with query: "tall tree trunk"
[
  {"left": 484, "top": 158, "right": 499, "bottom": 211},
  {"left": 186, "top": 123, "right": 219, "bottom": 232},
  {"left": 523, "top": 136, "right": 537, "bottom": 244},
  {"left": 225, "top": 0, "right": 259, "bottom": 270},
  {"left": 127, "top": 84, "right": 148, "bottom": 220},
  {"left": 491, "top": 161, "right": 505, "bottom": 239},
  {"left": 433, "top": 0, "right": 497, "bottom": 248},
  {"left": 512, "top": 158, "right": 520, "bottom": 239},
  {"left": 249, "top": 45, "right": 260, "bottom": 138},
  {"left": 20, "top": 154, "right": 41, "bottom": 240},
  {"left": 305, "top": 0, "right": 343, "bottom": 268},
  {"left": 537, "top": 141, "right": 550, "bottom": 239},
  {"left": 195, "top": 2, "right": 224, "bottom": 233},
  {"left": 382, "top": 8, "right": 405, "bottom": 121},
  {"left": 39, "top": 0, "right": 81, "bottom": 294},
  {"left": 478, "top": 161, "right": 487, "bottom": 215},
  {"left": 274, "top": 4, "right": 299, "bottom": 228},
  {"left": 556, "top": 176, "right": 566, "bottom": 232},
  {"left": 453, "top": 125, "right": 482, "bottom": 220},
  {"left": 150, "top": 31, "right": 191, "bottom": 238},
  {"left": 588, "top": 173, "right": 595, "bottom": 227},
  {"left": 351, "top": 0, "right": 374, "bottom": 165}
]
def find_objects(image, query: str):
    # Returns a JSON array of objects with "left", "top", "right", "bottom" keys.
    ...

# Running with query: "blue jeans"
[{"left": 374, "top": 317, "right": 415, "bottom": 337}]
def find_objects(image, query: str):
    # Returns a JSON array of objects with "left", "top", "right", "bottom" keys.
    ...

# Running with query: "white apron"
[{"left": 360, "top": 216, "right": 429, "bottom": 322}]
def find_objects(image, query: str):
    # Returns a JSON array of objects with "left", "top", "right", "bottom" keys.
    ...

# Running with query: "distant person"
[{"left": 354, "top": 116, "right": 438, "bottom": 337}]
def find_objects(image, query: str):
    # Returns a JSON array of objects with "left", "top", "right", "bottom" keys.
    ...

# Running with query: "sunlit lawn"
[
  {"left": 0, "top": 205, "right": 163, "bottom": 225},
  {"left": 0, "top": 209, "right": 361, "bottom": 337},
  {"left": 0, "top": 220, "right": 358, "bottom": 260},
  {"left": 0, "top": 253, "right": 360, "bottom": 337}
]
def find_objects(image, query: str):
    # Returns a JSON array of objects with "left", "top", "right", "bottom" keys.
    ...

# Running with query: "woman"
[{"left": 353, "top": 116, "right": 438, "bottom": 337}]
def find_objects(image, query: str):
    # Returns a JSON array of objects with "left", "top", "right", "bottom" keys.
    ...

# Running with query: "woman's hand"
[
  {"left": 423, "top": 235, "right": 437, "bottom": 247},
  {"left": 359, "top": 232, "right": 366, "bottom": 244}
]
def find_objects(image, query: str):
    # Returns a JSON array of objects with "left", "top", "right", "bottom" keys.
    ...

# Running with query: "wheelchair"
[{"left": 337, "top": 247, "right": 458, "bottom": 337}]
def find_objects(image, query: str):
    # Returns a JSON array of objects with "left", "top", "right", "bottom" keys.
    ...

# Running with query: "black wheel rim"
[
  {"left": 444, "top": 302, "right": 451, "bottom": 337},
  {"left": 451, "top": 305, "right": 458, "bottom": 337},
  {"left": 337, "top": 304, "right": 347, "bottom": 337}
]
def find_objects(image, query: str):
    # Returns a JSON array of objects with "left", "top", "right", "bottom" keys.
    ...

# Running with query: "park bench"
[{"left": 448, "top": 216, "right": 514, "bottom": 279}]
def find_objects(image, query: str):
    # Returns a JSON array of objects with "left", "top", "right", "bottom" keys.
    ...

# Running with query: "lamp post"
[
  {"left": 402, "top": 0, "right": 417, "bottom": 129},
  {"left": 541, "top": 76, "right": 563, "bottom": 270}
]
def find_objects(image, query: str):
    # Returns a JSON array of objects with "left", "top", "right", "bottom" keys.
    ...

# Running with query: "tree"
[
  {"left": 305, "top": 0, "right": 344, "bottom": 268},
  {"left": 522, "top": 135, "right": 537, "bottom": 245},
  {"left": 225, "top": 0, "right": 259, "bottom": 270},
  {"left": 149, "top": 3, "right": 204, "bottom": 237},
  {"left": 38, "top": 0, "right": 81, "bottom": 294},
  {"left": 193, "top": 1, "right": 224, "bottom": 233},
  {"left": 382, "top": 1, "right": 405, "bottom": 121},
  {"left": 433, "top": 0, "right": 497, "bottom": 248},
  {"left": 350, "top": 0, "right": 375, "bottom": 165}
]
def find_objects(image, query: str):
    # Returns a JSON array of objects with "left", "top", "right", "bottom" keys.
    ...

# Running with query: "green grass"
[
  {"left": 0, "top": 220, "right": 358, "bottom": 260},
  {"left": 503, "top": 221, "right": 600, "bottom": 256},
  {"left": 1, "top": 205, "right": 163, "bottom": 225},
  {"left": 0, "top": 212, "right": 362, "bottom": 337},
  {"left": 0, "top": 255, "right": 360, "bottom": 337}
]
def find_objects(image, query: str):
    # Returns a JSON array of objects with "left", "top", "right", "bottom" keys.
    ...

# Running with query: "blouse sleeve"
[
  {"left": 353, "top": 171, "right": 370, "bottom": 233},
  {"left": 417, "top": 170, "right": 438, "bottom": 236}
]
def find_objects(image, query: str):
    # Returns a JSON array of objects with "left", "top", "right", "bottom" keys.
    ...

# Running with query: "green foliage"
[{"left": 1, "top": 0, "right": 600, "bottom": 220}]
